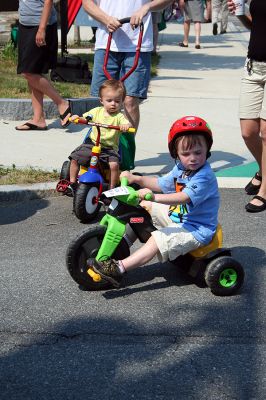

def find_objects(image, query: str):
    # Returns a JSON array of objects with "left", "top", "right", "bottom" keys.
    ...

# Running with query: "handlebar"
[
  {"left": 120, "top": 177, "right": 153, "bottom": 201},
  {"left": 70, "top": 117, "right": 136, "bottom": 133}
]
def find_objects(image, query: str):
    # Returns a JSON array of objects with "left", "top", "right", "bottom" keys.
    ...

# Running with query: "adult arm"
[
  {"left": 82, "top": 0, "right": 173, "bottom": 31},
  {"left": 82, "top": 0, "right": 122, "bottom": 32},
  {"left": 36, "top": 0, "right": 53, "bottom": 47}
]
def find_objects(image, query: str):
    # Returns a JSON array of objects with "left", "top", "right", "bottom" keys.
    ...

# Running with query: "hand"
[
  {"left": 130, "top": 4, "right": 149, "bottom": 29},
  {"left": 227, "top": 0, "right": 236, "bottom": 14},
  {"left": 36, "top": 29, "right": 46, "bottom": 47},
  {"left": 138, "top": 188, "right": 154, "bottom": 201},
  {"left": 120, "top": 170, "right": 135, "bottom": 184},
  {"left": 106, "top": 16, "right": 122, "bottom": 32},
  {"left": 70, "top": 114, "right": 80, "bottom": 121},
  {"left": 120, "top": 124, "right": 131, "bottom": 132}
]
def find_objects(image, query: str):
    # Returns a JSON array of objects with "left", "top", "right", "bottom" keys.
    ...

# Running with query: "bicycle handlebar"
[{"left": 70, "top": 117, "right": 136, "bottom": 133}]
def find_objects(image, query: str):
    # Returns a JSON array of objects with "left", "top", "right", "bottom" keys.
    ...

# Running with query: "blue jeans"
[{"left": 90, "top": 49, "right": 151, "bottom": 99}]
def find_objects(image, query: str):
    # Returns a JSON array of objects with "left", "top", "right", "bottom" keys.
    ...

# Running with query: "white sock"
[{"left": 118, "top": 260, "right": 126, "bottom": 274}]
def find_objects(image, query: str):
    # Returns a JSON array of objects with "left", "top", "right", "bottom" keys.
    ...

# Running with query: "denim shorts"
[
  {"left": 90, "top": 49, "right": 151, "bottom": 99},
  {"left": 239, "top": 58, "right": 266, "bottom": 120}
]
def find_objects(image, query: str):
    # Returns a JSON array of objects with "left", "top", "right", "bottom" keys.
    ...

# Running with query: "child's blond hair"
[{"left": 99, "top": 79, "right": 127, "bottom": 101}]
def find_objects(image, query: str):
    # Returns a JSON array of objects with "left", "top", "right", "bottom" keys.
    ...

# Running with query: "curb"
[
  {"left": 0, "top": 182, "right": 59, "bottom": 203},
  {"left": 0, "top": 177, "right": 252, "bottom": 204},
  {"left": 0, "top": 97, "right": 100, "bottom": 121}
]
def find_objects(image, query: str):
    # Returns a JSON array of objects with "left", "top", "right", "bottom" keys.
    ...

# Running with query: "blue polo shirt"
[{"left": 158, "top": 162, "right": 220, "bottom": 245}]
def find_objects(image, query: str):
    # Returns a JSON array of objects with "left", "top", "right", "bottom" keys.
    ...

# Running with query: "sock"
[{"left": 118, "top": 260, "right": 126, "bottom": 274}]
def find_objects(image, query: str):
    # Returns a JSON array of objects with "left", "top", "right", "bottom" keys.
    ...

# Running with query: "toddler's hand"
[
  {"left": 120, "top": 124, "right": 131, "bottom": 132},
  {"left": 120, "top": 170, "right": 136, "bottom": 184},
  {"left": 138, "top": 188, "right": 154, "bottom": 201},
  {"left": 70, "top": 114, "right": 80, "bottom": 121}
]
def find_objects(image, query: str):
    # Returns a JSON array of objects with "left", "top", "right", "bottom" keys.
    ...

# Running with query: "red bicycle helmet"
[{"left": 168, "top": 116, "right": 213, "bottom": 159}]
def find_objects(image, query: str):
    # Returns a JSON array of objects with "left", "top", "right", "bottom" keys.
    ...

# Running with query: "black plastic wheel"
[
  {"left": 205, "top": 256, "right": 244, "bottom": 296},
  {"left": 74, "top": 183, "right": 102, "bottom": 223},
  {"left": 163, "top": 4, "right": 174, "bottom": 22},
  {"left": 66, "top": 225, "right": 130, "bottom": 290},
  {"left": 60, "top": 160, "right": 70, "bottom": 180}
]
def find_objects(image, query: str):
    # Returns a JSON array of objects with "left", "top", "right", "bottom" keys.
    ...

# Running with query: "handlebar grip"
[
  {"left": 144, "top": 193, "right": 153, "bottom": 201},
  {"left": 120, "top": 177, "right": 128, "bottom": 186},
  {"left": 118, "top": 17, "right": 131, "bottom": 24},
  {"left": 127, "top": 127, "right": 136, "bottom": 133}
]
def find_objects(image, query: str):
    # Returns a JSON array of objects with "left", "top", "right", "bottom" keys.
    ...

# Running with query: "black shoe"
[
  {"left": 245, "top": 195, "right": 266, "bottom": 213},
  {"left": 213, "top": 23, "right": 218, "bottom": 35},
  {"left": 245, "top": 172, "right": 262, "bottom": 195},
  {"left": 89, "top": 258, "right": 124, "bottom": 288},
  {"left": 220, "top": 30, "right": 227, "bottom": 34}
]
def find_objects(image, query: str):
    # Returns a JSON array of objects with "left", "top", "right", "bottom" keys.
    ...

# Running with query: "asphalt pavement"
[
  {"left": 0, "top": 17, "right": 255, "bottom": 201},
  {"left": 1, "top": 17, "right": 266, "bottom": 400}
]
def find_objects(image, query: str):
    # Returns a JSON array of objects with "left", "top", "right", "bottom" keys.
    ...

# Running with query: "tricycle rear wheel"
[{"left": 205, "top": 256, "right": 244, "bottom": 296}]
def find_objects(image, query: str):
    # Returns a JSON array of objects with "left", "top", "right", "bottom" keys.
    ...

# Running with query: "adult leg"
[
  {"left": 212, "top": 0, "right": 219, "bottom": 35},
  {"left": 247, "top": 118, "right": 266, "bottom": 207},
  {"left": 24, "top": 73, "right": 71, "bottom": 125},
  {"left": 205, "top": 0, "right": 212, "bottom": 22},
  {"left": 183, "top": 20, "right": 191, "bottom": 46},
  {"left": 220, "top": 0, "right": 229, "bottom": 33},
  {"left": 194, "top": 22, "right": 201, "bottom": 46},
  {"left": 240, "top": 118, "right": 262, "bottom": 185},
  {"left": 123, "top": 95, "right": 140, "bottom": 131}
]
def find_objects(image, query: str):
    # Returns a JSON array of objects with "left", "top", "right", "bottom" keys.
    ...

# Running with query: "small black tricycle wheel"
[
  {"left": 66, "top": 225, "right": 130, "bottom": 290},
  {"left": 60, "top": 160, "right": 70, "bottom": 180},
  {"left": 205, "top": 256, "right": 244, "bottom": 296},
  {"left": 74, "top": 183, "right": 102, "bottom": 223}
]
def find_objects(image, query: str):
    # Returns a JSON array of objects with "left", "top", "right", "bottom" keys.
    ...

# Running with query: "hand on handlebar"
[
  {"left": 106, "top": 16, "right": 122, "bottom": 32},
  {"left": 130, "top": 4, "right": 149, "bottom": 28},
  {"left": 138, "top": 188, "right": 154, "bottom": 201},
  {"left": 120, "top": 123, "right": 133, "bottom": 132},
  {"left": 120, "top": 171, "right": 135, "bottom": 184}
]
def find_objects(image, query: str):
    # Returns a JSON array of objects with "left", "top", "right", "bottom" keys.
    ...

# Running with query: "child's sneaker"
[{"left": 88, "top": 258, "right": 124, "bottom": 288}]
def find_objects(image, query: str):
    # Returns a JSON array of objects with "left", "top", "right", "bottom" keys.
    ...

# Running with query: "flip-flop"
[
  {"left": 60, "top": 101, "right": 72, "bottom": 128},
  {"left": 15, "top": 122, "right": 48, "bottom": 131}
]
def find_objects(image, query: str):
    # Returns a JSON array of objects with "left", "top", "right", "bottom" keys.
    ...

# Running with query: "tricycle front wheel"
[
  {"left": 74, "top": 183, "right": 102, "bottom": 223},
  {"left": 66, "top": 225, "right": 130, "bottom": 290}
]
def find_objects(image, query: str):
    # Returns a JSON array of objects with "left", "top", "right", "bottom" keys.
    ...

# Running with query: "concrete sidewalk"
[{"left": 0, "top": 17, "right": 254, "bottom": 201}]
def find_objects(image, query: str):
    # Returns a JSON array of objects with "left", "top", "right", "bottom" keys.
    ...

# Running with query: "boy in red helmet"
[{"left": 90, "top": 116, "right": 220, "bottom": 288}]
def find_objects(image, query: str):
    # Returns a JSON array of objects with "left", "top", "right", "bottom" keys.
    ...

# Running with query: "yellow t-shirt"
[{"left": 83, "top": 106, "right": 129, "bottom": 152}]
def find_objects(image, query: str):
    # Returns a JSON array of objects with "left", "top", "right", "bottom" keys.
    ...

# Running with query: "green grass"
[
  {"left": 0, "top": 41, "right": 160, "bottom": 99},
  {"left": 0, "top": 165, "right": 59, "bottom": 185}
]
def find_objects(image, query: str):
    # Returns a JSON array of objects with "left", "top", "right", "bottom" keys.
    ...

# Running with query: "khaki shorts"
[
  {"left": 239, "top": 59, "right": 266, "bottom": 120},
  {"left": 148, "top": 202, "right": 201, "bottom": 263}
]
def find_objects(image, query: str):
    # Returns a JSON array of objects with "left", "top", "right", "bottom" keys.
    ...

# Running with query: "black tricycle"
[{"left": 66, "top": 177, "right": 245, "bottom": 296}]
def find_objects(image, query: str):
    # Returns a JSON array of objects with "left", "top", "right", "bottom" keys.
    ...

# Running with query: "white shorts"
[
  {"left": 239, "top": 59, "right": 266, "bottom": 120},
  {"left": 147, "top": 202, "right": 201, "bottom": 263}
]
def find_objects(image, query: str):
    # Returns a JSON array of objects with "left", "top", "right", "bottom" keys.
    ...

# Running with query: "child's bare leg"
[
  {"left": 109, "top": 161, "right": 119, "bottom": 189},
  {"left": 69, "top": 159, "right": 79, "bottom": 184},
  {"left": 121, "top": 236, "right": 159, "bottom": 271}
]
